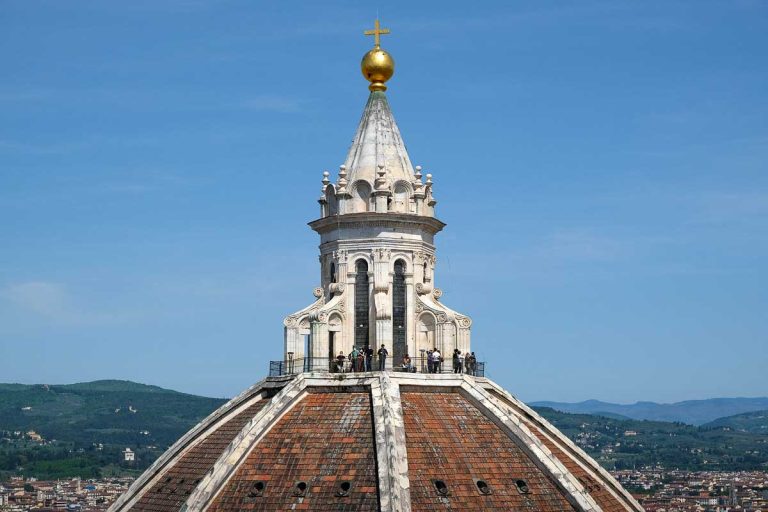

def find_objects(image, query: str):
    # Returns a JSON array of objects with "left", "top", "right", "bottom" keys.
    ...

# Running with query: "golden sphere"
[{"left": 361, "top": 48, "right": 394, "bottom": 91}]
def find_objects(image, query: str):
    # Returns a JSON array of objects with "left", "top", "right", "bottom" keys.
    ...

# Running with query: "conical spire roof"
[{"left": 342, "top": 91, "right": 416, "bottom": 186}]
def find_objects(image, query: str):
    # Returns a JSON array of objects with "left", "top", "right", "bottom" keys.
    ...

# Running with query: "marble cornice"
[{"left": 308, "top": 212, "right": 446, "bottom": 235}]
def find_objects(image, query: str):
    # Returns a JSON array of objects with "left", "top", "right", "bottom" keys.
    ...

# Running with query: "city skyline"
[{"left": 1, "top": 1, "right": 766, "bottom": 402}]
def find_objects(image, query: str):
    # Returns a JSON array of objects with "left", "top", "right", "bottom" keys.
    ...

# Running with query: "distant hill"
[
  {"left": 0, "top": 380, "right": 226, "bottom": 479},
  {"left": 0, "top": 380, "right": 226, "bottom": 446},
  {"left": 533, "top": 406, "right": 768, "bottom": 471},
  {"left": 702, "top": 409, "right": 768, "bottom": 434},
  {"left": 530, "top": 397, "right": 768, "bottom": 426}
]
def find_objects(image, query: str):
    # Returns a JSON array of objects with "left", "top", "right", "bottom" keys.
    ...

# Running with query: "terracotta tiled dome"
[{"left": 109, "top": 373, "right": 643, "bottom": 512}]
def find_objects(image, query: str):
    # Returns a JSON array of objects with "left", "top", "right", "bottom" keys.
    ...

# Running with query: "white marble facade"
[{"left": 283, "top": 91, "right": 471, "bottom": 369}]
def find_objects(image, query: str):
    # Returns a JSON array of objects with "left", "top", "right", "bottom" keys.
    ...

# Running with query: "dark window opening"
[
  {"left": 516, "top": 479, "right": 530, "bottom": 494},
  {"left": 336, "top": 481, "right": 352, "bottom": 497},
  {"left": 393, "top": 259, "right": 407, "bottom": 365},
  {"left": 328, "top": 330, "right": 336, "bottom": 365},
  {"left": 475, "top": 479, "right": 492, "bottom": 495},
  {"left": 330, "top": 262, "right": 337, "bottom": 283},
  {"left": 433, "top": 479, "right": 449, "bottom": 496},
  {"left": 248, "top": 481, "right": 266, "bottom": 497},
  {"left": 293, "top": 481, "right": 308, "bottom": 497},
  {"left": 354, "top": 260, "right": 369, "bottom": 349},
  {"left": 578, "top": 476, "right": 598, "bottom": 492}
]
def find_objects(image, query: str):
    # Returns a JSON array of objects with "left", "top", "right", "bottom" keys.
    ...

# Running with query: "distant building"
[
  {"left": 26, "top": 430, "right": 42, "bottom": 442},
  {"left": 122, "top": 448, "right": 135, "bottom": 462},
  {"left": 624, "top": 430, "right": 638, "bottom": 436}
]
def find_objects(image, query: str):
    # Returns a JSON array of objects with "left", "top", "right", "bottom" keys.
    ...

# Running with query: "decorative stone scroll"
[{"left": 415, "top": 282, "right": 432, "bottom": 296}]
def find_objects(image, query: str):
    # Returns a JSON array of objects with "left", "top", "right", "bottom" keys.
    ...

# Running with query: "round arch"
[
  {"left": 351, "top": 180, "right": 373, "bottom": 212},
  {"left": 389, "top": 254, "right": 412, "bottom": 272},
  {"left": 325, "top": 184, "right": 338, "bottom": 216},
  {"left": 392, "top": 180, "right": 412, "bottom": 213}
]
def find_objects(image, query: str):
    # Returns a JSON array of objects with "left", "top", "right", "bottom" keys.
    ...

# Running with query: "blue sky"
[{"left": 1, "top": 1, "right": 766, "bottom": 402}]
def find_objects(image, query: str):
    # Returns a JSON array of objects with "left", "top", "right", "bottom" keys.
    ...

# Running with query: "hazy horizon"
[{"left": 3, "top": 377, "right": 767, "bottom": 405}]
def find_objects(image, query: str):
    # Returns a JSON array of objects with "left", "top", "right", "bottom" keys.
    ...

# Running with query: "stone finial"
[
  {"left": 337, "top": 165, "right": 348, "bottom": 192},
  {"left": 414, "top": 165, "right": 422, "bottom": 181},
  {"left": 375, "top": 163, "right": 388, "bottom": 191},
  {"left": 322, "top": 170, "right": 330, "bottom": 186},
  {"left": 425, "top": 173, "right": 433, "bottom": 185}
]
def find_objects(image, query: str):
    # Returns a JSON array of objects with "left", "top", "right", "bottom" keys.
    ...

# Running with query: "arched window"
[
  {"left": 393, "top": 259, "right": 407, "bottom": 365},
  {"left": 352, "top": 181, "right": 372, "bottom": 213},
  {"left": 354, "top": 259, "right": 369, "bottom": 349},
  {"left": 329, "top": 262, "right": 337, "bottom": 284},
  {"left": 417, "top": 313, "right": 436, "bottom": 370},
  {"left": 393, "top": 181, "right": 410, "bottom": 213},
  {"left": 325, "top": 184, "right": 338, "bottom": 216}
]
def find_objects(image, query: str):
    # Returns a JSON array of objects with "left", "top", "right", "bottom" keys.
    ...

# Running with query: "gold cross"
[{"left": 364, "top": 19, "right": 390, "bottom": 47}]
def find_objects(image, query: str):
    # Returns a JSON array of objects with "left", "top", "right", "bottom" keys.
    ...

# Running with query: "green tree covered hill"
[
  {"left": 0, "top": 380, "right": 225, "bottom": 479},
  {"left": 534, "top": 406, "right": 768, "bottom": 471},
  {"left": 702, "top": 409, "right": 768, "bottom": 434}
]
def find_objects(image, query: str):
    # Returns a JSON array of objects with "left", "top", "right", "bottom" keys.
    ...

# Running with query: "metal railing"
[{"left": 269, "top": 356, "right": 485, "bottom": 378}]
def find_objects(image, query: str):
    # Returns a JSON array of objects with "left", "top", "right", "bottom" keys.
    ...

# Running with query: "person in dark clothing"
[
  {"left": 377, "top": 344, "right": 388, "bottom": 371},
  {"left": 365, "top": 347, "right": 374, "bottom": 371},
  {"left": 335, "top": 351, "right": 346, "bottom": 373}
]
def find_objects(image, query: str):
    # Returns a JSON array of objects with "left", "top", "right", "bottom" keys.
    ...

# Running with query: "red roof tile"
[
  {"left": 130, "top": 398, "right": 270, "bottom": 512},
  {"left": 401, "top": 390, "right": 577, "bottom": 512},
  {"left": 488, "top": 389, "right": 632, "bottom": 512},
  {"left": 208, "top": 391, "right": 379, "bottom": 512}
]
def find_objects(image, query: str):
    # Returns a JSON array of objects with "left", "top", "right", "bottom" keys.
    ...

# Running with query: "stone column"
[
  {"left": 284, "top": 326, "right": 299, "bottom": 359},
  {"left": 309, "top": 313, "right": 329, "bottom": 372},
  {"left": 372, "top": 248, "right": 392, "bottom": 369}
]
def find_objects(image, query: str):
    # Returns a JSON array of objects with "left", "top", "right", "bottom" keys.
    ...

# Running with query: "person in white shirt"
[{"left": 432, "top": 348, "right": 442, "bottom": 373}]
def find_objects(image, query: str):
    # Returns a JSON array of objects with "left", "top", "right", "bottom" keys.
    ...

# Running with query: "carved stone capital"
[
  {"left": 372, "top": 248, "right": 391, "bottom": 262},
  {"left": 333, "top": 249, "right": 348, "bottom": 263},
  {"left": 309, "top": 310, "right": 328, "bottom": 323}
]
